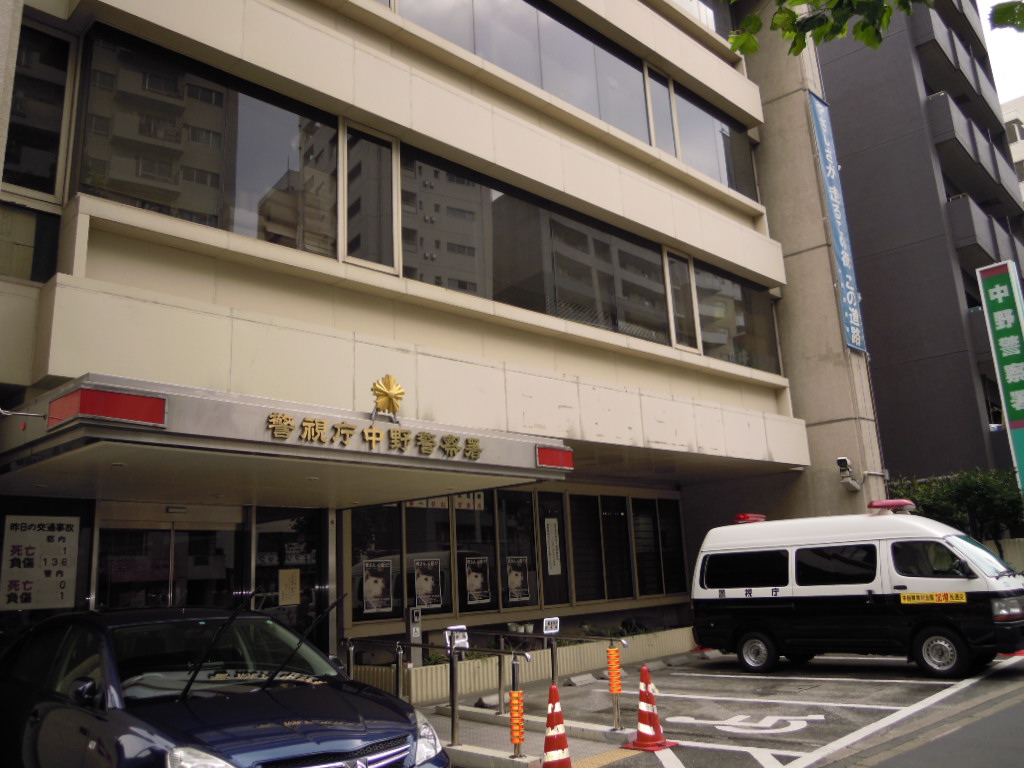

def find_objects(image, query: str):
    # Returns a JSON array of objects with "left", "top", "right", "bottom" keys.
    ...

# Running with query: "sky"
[{"left": 979, "top": 0, "right": 1024, "bottom": 102}]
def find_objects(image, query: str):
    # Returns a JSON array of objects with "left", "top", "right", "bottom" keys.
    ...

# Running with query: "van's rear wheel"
[
  {"left": 737, "top": 631, "right": 779, "bottom": 673},
  {"left": 913, "top": 627, "right": 969, "bottom": 678}
]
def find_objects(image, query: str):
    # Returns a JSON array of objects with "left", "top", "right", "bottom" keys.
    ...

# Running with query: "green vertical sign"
[{"left": 978, "top": 261, "right": 1024, "bottom": 492}]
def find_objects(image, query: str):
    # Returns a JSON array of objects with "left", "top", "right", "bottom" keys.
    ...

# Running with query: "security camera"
[{"left": 837, "top": 457, "right": 850, "bottom": 471}]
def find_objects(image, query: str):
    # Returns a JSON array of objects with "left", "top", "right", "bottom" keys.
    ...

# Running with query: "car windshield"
[
  {"left": 947, "top": 534, "right": 1017, "bottom": 578},
  {"left": 113, "top": 617, "right": 338, "bottom": 704}
]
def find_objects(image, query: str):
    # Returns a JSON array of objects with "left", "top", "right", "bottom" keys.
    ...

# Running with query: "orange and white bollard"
[
  {"left": 623, "top": 665, "right": 678, "bottom": 751},
  {"left": 607, "top": 645, "right": 623, "bottom": 729},
  {"left": 509, "top": 689, "right": 525, "bottom": 758}
]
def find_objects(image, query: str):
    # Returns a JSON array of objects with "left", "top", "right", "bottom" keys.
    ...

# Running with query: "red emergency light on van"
[
  {"left": 868, "top": 498, "right": 916, "bottom": 514},
  {"left": 733, "top": 513, "right": 766, "bottom": 524}
]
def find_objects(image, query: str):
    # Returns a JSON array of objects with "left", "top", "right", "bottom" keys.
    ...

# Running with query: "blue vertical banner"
[
  {"left": 977, "top": 261, "right": 1024, "bottom": 493},
  {"left": 810, "top": 92, "right": 866, "bottom": 353}
]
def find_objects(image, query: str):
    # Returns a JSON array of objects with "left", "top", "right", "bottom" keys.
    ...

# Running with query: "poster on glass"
[
  {"left": 465, "top": 557, "right": 491, "bottom": 605},
  {"left": 361, "top": 560, "right": 392, "bottom": 614},
  {"left": 414, "top": 558, "right": 442, "bottom": 607},
  {"left": 506, "top": 556, "right": 529, "bottom": 602}
]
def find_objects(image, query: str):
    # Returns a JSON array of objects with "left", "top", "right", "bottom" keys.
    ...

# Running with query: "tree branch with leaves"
[{"left": 731, "top": 0, "right": 1024, "bottom": 56}]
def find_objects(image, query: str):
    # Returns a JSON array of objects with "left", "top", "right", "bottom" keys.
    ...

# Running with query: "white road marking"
[
  {"left": 783, "top": 655, "right": 1024, "bottom": 768},
  {"left": 622, "top": 689, "right": 901, "bottom": 711},
  {"left": 655, "top": 745, "right": 686, "bottom": 768},
  {"left": 670, "top": 671, "right": 949, "bottom": 686}
]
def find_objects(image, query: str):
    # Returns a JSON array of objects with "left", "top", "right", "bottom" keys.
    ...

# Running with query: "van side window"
[
  {"left": 892, "top": 541, "right": 970, "bottom": 577},
  {"left": 701, "top": 550, "right": 787, "bottom": 589},
  {"left": 795, "top": 544, "right": 876, "bottom": 586}
]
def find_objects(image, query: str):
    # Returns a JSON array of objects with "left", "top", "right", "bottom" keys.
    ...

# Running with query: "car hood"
[{"left": 128, "top": 678, "right": 416, "bottom": 767}]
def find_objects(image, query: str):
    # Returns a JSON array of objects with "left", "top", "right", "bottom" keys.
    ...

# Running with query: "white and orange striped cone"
[
  {"left": 542, "top": 684, "right": 572, "bottom": 768},
  {"left": 623, "top": 665, "right": 678, "bottom": 751}
]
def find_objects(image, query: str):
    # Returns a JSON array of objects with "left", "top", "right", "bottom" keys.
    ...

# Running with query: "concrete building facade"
[
  {"left": 819, "top": 2, "right": 1024, "bottom": 481},
  {"left": 0, "top": 0, "right": 883, "bottom": 651}
]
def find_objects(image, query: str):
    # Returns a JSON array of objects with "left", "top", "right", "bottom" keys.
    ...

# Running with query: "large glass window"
[
  {"left": 632, "top": 499, "right": 663, "bottom": 595},
  {"left": 498, "top": 490, "right": 539, "bottom": 608},
  {"left": 694, "top": 261, "right": 780, "bottom": 374},
  {"left": 4, "top": 25, "right": 70, "bottom": 195},
  {"left": 347, "top": 129, "right": 394, "bottom": 266},
  {"left": 796, "top": 544, "right": 876, "bottom": 586},
  {"left": 569, "top": 495, "right": 605, "bottom": 601},
  {"left": 399, "top": 0, "right": 648, "bottom": 143},
  {"left": 601, "top": 496, "right": 633, "bottom": 599},
  {"left": 701, "top": 550, "right": 788, "bottom": 589},
  {"left": 254, "top": 508, "right": 325, "bottom": 645},
  {"left": 538, "top": 492, "right": 570, "bottom": 605},
  {"left": 406, "top": 498, "right": 453, "bottom": 613},
  {"left": 400, "top": 146, "right": 670, "bottom": 344},
  {"left": 456, "top": 494, "right": 497, "bottom": 612},
  {"left": 675, "top": 86, "right": 757, "bottom": 198},
  {"left": 658, "top": 499, "right": 687, "bottom": 593},
  {"left": 76, "top": 26, "right": 338, "bottom": 257},
  {"left": 351, "top": 504, "right": 403, "bottom": 622},
  {"left": 668, "top": 254, "right": 698, "bottom": 348}
]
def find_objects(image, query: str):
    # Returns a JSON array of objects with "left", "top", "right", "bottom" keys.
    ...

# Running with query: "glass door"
[{"left": 96, "top": 525, "right": 242, "bottom": 609}]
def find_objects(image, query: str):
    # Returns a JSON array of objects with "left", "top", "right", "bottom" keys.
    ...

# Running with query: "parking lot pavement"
[{"left": 428, "top": 650, "right": 1024, "bottom": 768}]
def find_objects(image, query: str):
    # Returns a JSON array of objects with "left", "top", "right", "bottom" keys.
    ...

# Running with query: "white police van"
[{"left": 691, "top": 500, "right": 1024, "bottom": 677}]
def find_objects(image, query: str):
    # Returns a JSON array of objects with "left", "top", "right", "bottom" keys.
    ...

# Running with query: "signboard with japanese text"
[
  {"left": 1, "top": 516, "right": 79, "bottom": 610},
  {"left": 810, "top": 92, "right": 866, "bottom": 353},
  {"left": 978, "top": 261, "right": 1024, "bottom": 490}
]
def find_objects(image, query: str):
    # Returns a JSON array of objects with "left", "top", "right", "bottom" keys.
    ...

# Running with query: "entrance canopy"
[{"left": 0, "top": 374, "right": 573, "bottom": 508}]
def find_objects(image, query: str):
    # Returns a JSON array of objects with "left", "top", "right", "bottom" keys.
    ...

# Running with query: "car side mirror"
[{"left": 70, "top": 677, "right": 99, "bottom": 707}]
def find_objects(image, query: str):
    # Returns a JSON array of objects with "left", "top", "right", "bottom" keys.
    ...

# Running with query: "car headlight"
[
  {"left": 992, "top": 596, "right": 1024, "bottom": 622},
  {"left": 166, "top": 747, "right": 237, "bottom": 768},
  {"left": 414, "top": 710, "right": 444, "bottom": 764}
]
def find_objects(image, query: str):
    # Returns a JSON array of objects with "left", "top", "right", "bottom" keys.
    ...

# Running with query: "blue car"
[{"left": 0, "top": 607, "right": 450, "bottom": 768}]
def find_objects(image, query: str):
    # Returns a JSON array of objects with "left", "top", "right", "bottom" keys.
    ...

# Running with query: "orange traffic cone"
[
  {"left": 623, "top": 665, "right": 678, "bottom": 751},
  {"left": 542, "top": 684, "right": 572, "bottom": 768}
]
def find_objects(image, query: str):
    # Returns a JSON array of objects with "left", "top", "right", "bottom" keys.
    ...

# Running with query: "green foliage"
[
  {"left": 992, "top": 0, "right": 1024, "bottom": 30},
  {"left": 887, "top": 469, "right": 1024, "bottom": 545},
  {"left": 731, "top": 0, "right": 1022, "bottom": 56}
]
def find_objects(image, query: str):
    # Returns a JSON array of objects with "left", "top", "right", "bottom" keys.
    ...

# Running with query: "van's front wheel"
[
  {"left": 913, "top": 627, "right": 969, "bottom": 678},
  {"left": 737, "top": 631, "right": 779, "bottom": 673}
]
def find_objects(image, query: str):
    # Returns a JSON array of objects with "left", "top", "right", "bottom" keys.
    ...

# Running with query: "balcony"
[
  {"left": 110, "top": 111, "right": 183, "bottom": 153},
  {"left": 106, "top": 154, "right": 181, "bottom": 199},
  {"left": 927, "top": 92, "right": 1024, "bottom": 218},
  {"left": 910, "top": 8, "right": 1001, "bottom": 133},
  {"left": 947, "top": 194, "right": 1024, "bottom": 270}
]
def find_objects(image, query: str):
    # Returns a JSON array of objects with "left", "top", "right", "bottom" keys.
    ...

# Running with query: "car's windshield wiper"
[
  {"left": 179, "top": 586, "right": 259, "bottom": 702},
  {"left": 258, "top": 593, "right": 345, "bottom": 692}
]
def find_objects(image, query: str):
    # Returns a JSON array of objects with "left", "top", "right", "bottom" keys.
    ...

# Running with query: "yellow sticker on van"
[{"left": 899, "top": 592, "right": 967, "bottom": 604}]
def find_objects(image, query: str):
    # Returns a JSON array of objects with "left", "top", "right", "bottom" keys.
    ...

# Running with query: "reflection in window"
[
  {"left": 602, "top": 496, "right": 633, "bottom": 599},
  {"left": 569, "top": 495, "right": 605, "bottom": 601},
  {"left": 401, "top": 146, "right": 670, "bottom": 345},
  {"left": 347, "top": 129, "right": 394, "bottom": 266},
  {"left": 351, "top": 504, "right": 403, "bottom": 622},
  {"left": 498, "top": 490, "right": 538, "bottom": 608},
  {"left": 694, "top": 261, "right": 780, "bottom": 374},
  {"left": 668, "top": 255, "right": 698, "bottom": 348},
  {"left": 400, "top": 0, "right": 648, "bottom": 143},
  {"left": 4, "top": 26, "right": 69, "bottom": 194},
  {"left": 675, "top": 86, "right": 757, "bottom": 198},
  {"left": 456, "top": 494, "right": 497, "bottom": 612},
  {"left": 76, "top": 26, "right": 338, "bottom": 258},
  {"left": 406, "top": 498, "right": 453, "bottom": 613}
]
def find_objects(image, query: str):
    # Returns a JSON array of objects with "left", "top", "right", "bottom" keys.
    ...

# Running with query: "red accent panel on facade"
[
  {"left": 48, "top": 388, "right": 167, "bottom": 428},
  {"left": 536, "top": 446, "right": 574, "bottom": 469}
]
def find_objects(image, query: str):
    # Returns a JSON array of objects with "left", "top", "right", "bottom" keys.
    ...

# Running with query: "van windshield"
[{"left": 947, "top": 535, "right": 1017, "bottom": 578}]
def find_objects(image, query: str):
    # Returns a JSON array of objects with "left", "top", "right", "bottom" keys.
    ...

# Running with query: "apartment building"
[
  {"left": 0, "top": 0, "right": 883, "bottom": 650},
  {"left": 1006, "top": 95, "right": 1024, "bottom": 200},
  {"left": 819, "top": 2, "right": 1024, "bottom": 480}
]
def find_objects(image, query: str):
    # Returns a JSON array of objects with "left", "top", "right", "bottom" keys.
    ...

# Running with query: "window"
[
  {"left": 569, "top": 495, "right": 605, "bottom": 601},
  {"left": 406, "top": 498, "right": 453, "bottom": 613},
  {"left": 701, "top": 550, "right": 788, "bottom": 589},
  {"left": 668, "top": 255, "right": 698, "bottom": 348},
  {"left": 86, "top": 114, "right": 110, "bottom": 136},
  {"left": 456, "top": 495, "right": 497, "bottom": 612},
  {"left": 3, "top": 25, "right": 70, "bottom": 195},
  {"left": 77, "top": 26, "right": 337, "bottom": 258},
  {"left": 694, "top": 261, "right": 780, "bottom": 374},
  {"left": 400, "top": 145, "right": 670, "bottom": 344},
  {"left": 539, "top": 492, "right": 570, "bottom": 604},
  {"left": 351, "top": 504, "right": 402, "bottom": 622},
  {"left": 675, "top": 85, "right": 757, "bottom": 198},
  {"left": 601, "top": 496, "right": 633, "bottom": 599},
  {"left": 796, "top": 544, "right": 876, "bottom": 585},
  {"left": 346, "top": 129, "right": 394, "bottom": 266},
  {"left": 499, "top": 491, "right": 538, "bottom": 608},
  {"left": 892, "top": 541, "right": 970, "bottom": 578}
]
